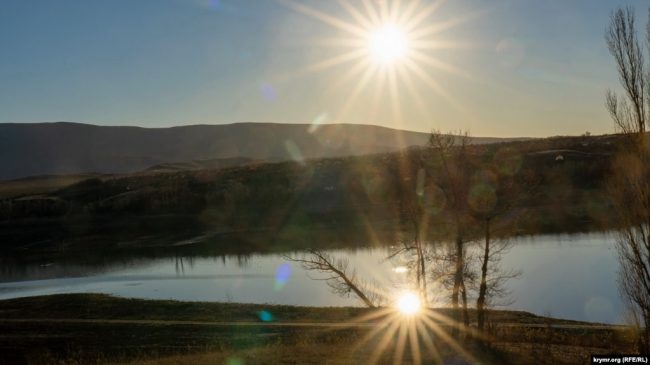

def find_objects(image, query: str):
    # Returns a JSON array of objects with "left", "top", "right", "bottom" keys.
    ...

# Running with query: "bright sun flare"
[
  {"left": 396, "top": 292, "right": 421, "bottom": 316},
  {"left": 368, "top": 23, "right": 409, "bottom": 65},
  {"left": 281, "top": 0, "right": 476, "bottom": 127}
]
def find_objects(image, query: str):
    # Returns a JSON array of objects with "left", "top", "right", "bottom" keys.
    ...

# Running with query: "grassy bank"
[{"left": 0, "top": 294, "right": 636, "bottom": 365}]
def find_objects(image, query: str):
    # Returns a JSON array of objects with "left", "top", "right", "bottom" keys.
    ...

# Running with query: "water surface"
[{"left": 0, "top": 232, "right": 623, "bottom": 323}]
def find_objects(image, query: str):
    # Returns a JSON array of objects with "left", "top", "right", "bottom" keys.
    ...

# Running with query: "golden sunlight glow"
[
  {"left": 396, "top": 292, "right": 421, "bottom": 316},
  {"left": 275, "top": 3, "right": 485, "bottom": 361},
  {"left": 280, "top": 0, "right": 481, "bottom": 127},
  {"left": 368, "top": 23, "right": 409, "bottom": 65}
]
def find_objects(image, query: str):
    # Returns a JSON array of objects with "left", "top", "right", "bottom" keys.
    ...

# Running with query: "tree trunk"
[
  {"left": 452, "top": 235, "right": 463, "bottom": 336},
  {"left": 461, "top": 277, "right": 469, "bottom": 327},
  {"left": 417, "top": 239, "right": 428, "bottom": 303},
  {"left": 477, "top": 218, "right": 491, "bottom": 331},
  {"left": 412, "top": 219, "right": 422, "bottom": 293},
  {"left": 641, "top": 313, "right": 650, "bottom": 353},
  {"left": 452, "top": 236, "right": 463, "bottom": 306},
  {"left": 330, "top": 262, "right": 376, "bottom": 308}
]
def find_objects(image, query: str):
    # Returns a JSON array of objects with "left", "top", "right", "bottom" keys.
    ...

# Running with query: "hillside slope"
[
  {"left": 0, "top": 122, "right": 520, "bottom": 179},
  {"left": 0, "top": 133, "right": 617, "bottom": 252}
]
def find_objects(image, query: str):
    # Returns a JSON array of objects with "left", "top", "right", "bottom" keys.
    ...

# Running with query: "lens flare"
[
  {"left": 258, "top": 310, "right": 274, "bottom": 322},
  {"left": 274, "top": 262, "right": 292, "bottom": 290},
  {"left": 396, "top": 292, "right": 421, "bottom": 316}
]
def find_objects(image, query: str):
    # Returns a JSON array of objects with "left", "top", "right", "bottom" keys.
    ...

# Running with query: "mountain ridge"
[{"left": 0, "top": 122, "right": 529, "bottom": 180}]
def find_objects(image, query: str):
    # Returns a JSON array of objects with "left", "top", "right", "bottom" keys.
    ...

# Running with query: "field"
[{"left": 0, "top": 294, "right": 636, "bottom": 365}]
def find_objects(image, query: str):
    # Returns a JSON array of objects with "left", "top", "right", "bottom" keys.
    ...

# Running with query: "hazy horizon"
[{"left": 1, "top": 120, "right": 542, "bottom": 137}]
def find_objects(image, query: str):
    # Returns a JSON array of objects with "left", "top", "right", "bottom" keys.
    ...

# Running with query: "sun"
[
  {"left": 396, "top": 291, "right": 421, "bottom": 316},
  {"left": 368, "top": 23, "right": 410, "bottom": 66},
  {"left": 280, "top": 0, "right": 478, "bottom": 133}
]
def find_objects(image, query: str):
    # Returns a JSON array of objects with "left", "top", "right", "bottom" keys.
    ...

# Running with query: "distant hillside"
[
  {"left": 0, "top": 133, "right": 619, "bottom": 251},
  {"left": 0, "top": 122, "right": 523, "bottom": 179}
]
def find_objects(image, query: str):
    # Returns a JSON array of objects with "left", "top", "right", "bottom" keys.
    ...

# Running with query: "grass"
[
  {"left": 0, "top": 293, "right": 602, "bottom": 325},
  {"left": 0, "top": 294, "right": 637, "bottom": 365}
]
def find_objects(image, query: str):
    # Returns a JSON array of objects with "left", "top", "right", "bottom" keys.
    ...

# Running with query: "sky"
[{"left": 0, "top": 0, "right": 644, "bottom": 137}]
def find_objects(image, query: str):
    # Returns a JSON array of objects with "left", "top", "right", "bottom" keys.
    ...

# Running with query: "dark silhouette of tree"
[
  {"left": 475, "top": 238, "right": 520, "bottom": 333},
  {"left": 605, "top": 7, "right": 647, "bottom": 138},
  {"left": 476, "top": 216, "right": 493, "bottom": 332},
  {"left": 391, "top": 164, "right": 430, "bottom": 303},
  {"left": 287, "top": 249, "right": 381, "bottom": 308},
  {"left": 605, "top": 5, "right": 650, "bottom": 352},
  {"left": 608, "top": 150, "right": 650, "bottom": 351},
  {"left": 469, "top": 167, "right": 531, "bottom": 332},
  {"left": 427, "top": 130, "right": 472, "bottom": 334}
]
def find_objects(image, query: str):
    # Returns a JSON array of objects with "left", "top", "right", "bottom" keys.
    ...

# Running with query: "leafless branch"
[{"left": 286, "top": 250, "right": 379, "bottom": 308}]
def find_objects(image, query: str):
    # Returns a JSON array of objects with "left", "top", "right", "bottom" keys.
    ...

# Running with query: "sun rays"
[
  {"left": 279, "top": 0, "right": 479, "bottom": 128},
  {"left": 296, "top": 278, "right": 483, "bottom": 364},
  {"left": 338, "top": 304, "right": 483, "bottom": 365},
  {"left": 276, "top": 2, "right": 489, "bottom": 362}
]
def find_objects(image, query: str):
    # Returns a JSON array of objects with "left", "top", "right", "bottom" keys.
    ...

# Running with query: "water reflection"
[{"left": 0, "top": 232, "right": 623, "bottom": 323}]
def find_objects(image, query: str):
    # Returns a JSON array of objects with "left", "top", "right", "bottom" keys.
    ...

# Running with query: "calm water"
[{"left": 0, "top": 232, "right": 623, "bottom": 324}]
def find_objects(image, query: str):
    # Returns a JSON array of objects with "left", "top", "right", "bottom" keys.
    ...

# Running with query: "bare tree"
[
  {"left": 469, "top": 167, "right": 533, "bottom": 332},
  {"left": 476, "top": 217, "right": 493, "bottom": 331},
  {"left": 287, "top": 249, "right": 381, "bottom": 308},
  {"left": 605, "top": 5, "right": 650, "bottom": 352},
  {"left": 608, "top": 151, "right": 650, "bottom": 351},
  {"left": 392, "top": 165, "right": 430, "bottom": 303},
  {"left": 475, "top": 237, "right": 520, "bottom": 332},
  {"left": 386, "top": 231, "right": 429, "bottom": 303},
  {"left": 605, "top": 7, "right": 647, "bottom": 138},
  {"left": 428, "top": 130, "right": 472, "bottom": 332}
]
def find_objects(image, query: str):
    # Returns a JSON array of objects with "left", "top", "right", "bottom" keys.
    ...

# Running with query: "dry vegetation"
[
  {"left": 0, "top": 295, "right": 636, "bottom": 365},
  {"left": 0, "top": 133, "right": 623, "bottom": 255}
]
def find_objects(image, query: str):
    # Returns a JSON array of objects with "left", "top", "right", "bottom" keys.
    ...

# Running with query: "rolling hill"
[{"left": 0, "top": 122, "right": 521, "bottom": 180}]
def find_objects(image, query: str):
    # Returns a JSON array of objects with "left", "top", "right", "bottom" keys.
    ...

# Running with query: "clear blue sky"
[{"left": 0, "top": 0, "right": 643, "bottom": 137}]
